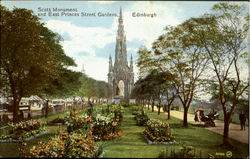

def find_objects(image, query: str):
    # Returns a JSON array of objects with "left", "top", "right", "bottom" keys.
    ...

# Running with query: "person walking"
[
  {"left": 239, "top": 111, "right": 246, "bottom": 131},
  {"left": 194, "top": 110, "right": 201, "bottom": 122}
]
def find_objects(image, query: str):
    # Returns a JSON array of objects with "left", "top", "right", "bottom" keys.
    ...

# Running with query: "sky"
[{"left": 1, "top": 1, "right": 248, "bottom": 84}]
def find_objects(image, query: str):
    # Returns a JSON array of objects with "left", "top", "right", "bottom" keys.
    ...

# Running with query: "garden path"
[{"left": 170, "top": 110, "right": 249, "bottom": 144}]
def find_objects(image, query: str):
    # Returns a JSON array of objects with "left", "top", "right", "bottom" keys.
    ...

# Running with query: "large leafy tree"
[
  {"left": 76, "top": 73, "right": 111, "bottom": 104},
  {"left": 183, "top": 2, "right": 249, "bottom": 145},
  {"left": 0, "top": 6, "right": 78, "bottom": 122},
  {"left": 152, "top": 25, "right": 209, "bottom": 126}
]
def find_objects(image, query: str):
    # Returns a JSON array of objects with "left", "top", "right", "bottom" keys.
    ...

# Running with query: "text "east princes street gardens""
[{"left": 37, "top": 7, "right": 118, "bottom": 17}]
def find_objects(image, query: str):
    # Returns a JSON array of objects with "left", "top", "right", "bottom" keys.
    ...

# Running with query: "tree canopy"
[{"left": 0, "top": 6, "right": 81, "bottom": 122}]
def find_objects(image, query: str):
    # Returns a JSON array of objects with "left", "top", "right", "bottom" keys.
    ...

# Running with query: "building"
[{"left": 108, "top": 8, "right": 134, "bottom": 103}]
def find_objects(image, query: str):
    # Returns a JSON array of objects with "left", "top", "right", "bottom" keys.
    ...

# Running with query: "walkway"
[{"left": 170, "top": 110, "right": 249, "bottom": 144}]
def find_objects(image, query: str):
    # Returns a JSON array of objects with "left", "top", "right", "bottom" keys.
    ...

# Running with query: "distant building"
[{"left": 108, "top": 8, "right": 134, "bottom": 102}]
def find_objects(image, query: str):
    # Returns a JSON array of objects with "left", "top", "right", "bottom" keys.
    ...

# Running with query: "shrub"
[
  {"left": 135, "top": 113, "right": 149, "bottom": 126},
  {"left": 49, "top": 117, "right": 66, "bottom": 124},
  {"left": 92, "top": 113, "right": 122, "bottom": 141},
  {"left": 144, "top": 119, "right": 174, "bottom": 142},
  {"left": 131, "top": 106, "right": 140, "bottom": 112},
  {"left": 120, "top": 102, "right": 129, "bottom": 107},
  {"left": 66, "top": 113, "right": 92, "bottom": 133},
  {"left": 0, "top": 119, "right": 46, "bottom": 140}
]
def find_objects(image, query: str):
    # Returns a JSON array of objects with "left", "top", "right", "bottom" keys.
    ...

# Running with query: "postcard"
[{"left": 0, "top": 1, "right": 249, "bottom": 158}]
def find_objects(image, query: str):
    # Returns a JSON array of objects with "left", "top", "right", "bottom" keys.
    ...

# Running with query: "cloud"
[
  {"left": 45, "top": 20, "right": 116, "bottom": 57},
  {"left": 111, "top": 2, "right": 182, "bottom": 48},
  {"left": 70, "top": 56, "right": 109, "bottom": 81},
  {"left": 44, "top": 2, "right": 183, "bottom": 82}
]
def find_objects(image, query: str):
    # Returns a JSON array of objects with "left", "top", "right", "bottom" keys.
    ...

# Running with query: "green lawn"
[
  {"left": 144, "top": 109, "right": 248, "bottom": 158},
  {"left": 102, "top": 107, "right": 248, "bottom": 158},
  {"left": 0, "top": 105, "right": 248, "bottom": 158}
]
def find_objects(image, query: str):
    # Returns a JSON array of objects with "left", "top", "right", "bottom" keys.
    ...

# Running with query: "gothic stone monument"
[{"left": 108, "top": 8, "right": 134, "bottom": 103}]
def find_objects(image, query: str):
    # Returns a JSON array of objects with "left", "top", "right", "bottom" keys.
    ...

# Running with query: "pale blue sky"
[{"left": 3, "top": 1, "right": 247, "bottom": 82}]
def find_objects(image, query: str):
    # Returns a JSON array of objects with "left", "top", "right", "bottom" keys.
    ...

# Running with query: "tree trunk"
[
  {"left": 151, "top": 100, "right": 154, "bottom": 112},
  {"left": 81, "top": 98, "right": 84, "bottom": 109},
  {"left": 168, "top": 104, "right": 171, "bottom": 119},
  {"left": 147, "top": 100, "right": 150, "bottom": 110},
  {"left": 223, "top": 115, "right": 231, "bottom": 146},
  {"left": 158, "top": 100, "right": 162, "bottom": 115},
  {"left": 183, "top": 106, "right": 188, "bottom": 127},
  {"left": 45, "top": 100, "right": 49, "bottom": 118},
  {"left": 12, "top": 100, "right": 19, "bottom": 123},
  {"left": 46, "top": 100, "right": 49, "bottom": 117},
  {"left": 158, "top": 105, "right": 161, "bottom": 115}
]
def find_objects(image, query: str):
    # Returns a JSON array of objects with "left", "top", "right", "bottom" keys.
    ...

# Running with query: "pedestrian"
[
  {"left": 89, "top": 101, "right": 93, "bottom": 107},
  {"left": 239, "top": 111, "right": 246, "bottom": 131},
  {"left": 194, "top": 110, "right": 201, "bottom": 122}
]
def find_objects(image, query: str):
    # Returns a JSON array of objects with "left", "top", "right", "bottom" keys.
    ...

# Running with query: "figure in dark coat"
[{"left": 239, "top": 112, "right": 246, "bottom": 131}]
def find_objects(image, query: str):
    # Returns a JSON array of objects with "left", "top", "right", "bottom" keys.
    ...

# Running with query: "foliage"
[
  {"left": 0, "top": 6, "right": 80, "bottom": 122},
  {"left": 120, "top": 101, "right": 129, "bottom": 107},
  {"left": 92, "top": 105, "right": 123, "bottom": 141},
  {"left": 66, "top": 113, "right": 92, "bottom": 134},
  {"left": 65, "top": 105, "right": 123, "bottom": 141},
  {"left": 0, "top": 119, "right": 46, "bottom": 140},
  {"left": 144, "top": 119, "right": 174, "bottom": 142},
  {"left": 26, "top": 131, "right": 100, "bottom": 158},
  {"left": 183, "top": 2, "right": 249, "bottom": 145},
  {"left": 134, "top": 113, "right": 149, "bottom": 126},
  {"left": 49, "top": 117, "right": 66, "bottom": 124},
  {"left": 76, "top": 74, "right": 111, "bottom": 102}
]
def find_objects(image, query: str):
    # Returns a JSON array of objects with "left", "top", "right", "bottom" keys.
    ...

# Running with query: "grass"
[
  {"left": 100, "top": 109, "right": 167, "bottom": 158},
  {"left": 144, "top": 109, "right": 248, "bottom": 158},
  {"left": 0, "top": 105, "right": 248, "bottom": 158}
]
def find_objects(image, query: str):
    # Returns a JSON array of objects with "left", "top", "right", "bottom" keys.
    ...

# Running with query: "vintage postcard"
[{"left": 0, "top": 0, "right": 249, "bottom": 158}]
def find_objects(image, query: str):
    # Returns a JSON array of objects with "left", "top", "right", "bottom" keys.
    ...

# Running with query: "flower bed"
[
  {"left": 48, "top": 117, "right": 66, "bottom": 126},
  {"left": 66, "top": 113, "right": 92, "bottom": 133},
  {"left": 0, "top": 131, "right": 48, "bottom": 143},
  {"left": 0, "top": 119, "right": 47, "bottom": 142},
  {"left": 25, "top": 131, "right": 102, "bottom": 158},
  {"left": 92, "top": 112, "right": 122, "bottom": 141},
  {"left": 131, "top": 106, "right": 141, "bottom": 115},
  {"left": 65, "top": 105, "right": 123, "bottom": 141},
  {"left": 144, "top": 119, "right": 175, "bottom": 144},
  {"left": 135, "top": 113, "right": 149, "bottom": 126}
]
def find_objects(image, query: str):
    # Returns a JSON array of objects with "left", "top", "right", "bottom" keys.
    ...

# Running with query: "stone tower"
[{"left": 108, "top": 8, "right": 134, "bottom": 103}]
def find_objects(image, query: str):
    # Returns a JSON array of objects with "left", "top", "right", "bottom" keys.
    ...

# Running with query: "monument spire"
[
  {"left": 130, "top": 54, "right": 133, "bottom": 72},
  {"left": 115, "top": 7, "right": 127, "bottom": 67},
  {"left": 109, "top": 54, "right": 113, "bottom": 72},
  {"left": 108, "top": 7, "right": 134, "bottom": 103},
  {"left": 120, "top": 7, "right": 122, "bottom": 19}
]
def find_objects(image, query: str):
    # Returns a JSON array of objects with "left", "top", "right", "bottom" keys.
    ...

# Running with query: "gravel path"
[{"left": 170, "top": 110, "right": 249, "bottom": 144}]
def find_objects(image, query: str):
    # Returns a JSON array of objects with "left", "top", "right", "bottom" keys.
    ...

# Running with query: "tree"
[
  {"left": 76, "top": 72, "right": 111, "bottom": 105},
  {"left": 152, "top": 25, "right": 209, "bottom": 126},
  {"left": 137, "top": 46, "right": 156, "bottom": 78},
  {"left": 0, "top": 6, "right": 78, "bottom": 122},
  {"left": 96, "top": 81, "right": 111, "bottom": 104},
  {"left": 161, "top": 71, "right": 178, "bottom": 119},
  {"left": 136, "top": 46, "right": 165, "bottom": 111},
  {"left": 184, "top": 2, "right": 249, "bottom": 145},
  {"left": 131, "top": 69, "right": 169, "bottom": 114}
]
